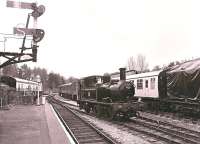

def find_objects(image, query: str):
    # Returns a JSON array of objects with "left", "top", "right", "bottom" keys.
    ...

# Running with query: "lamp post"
[{"left": 36, "top": 75, "right": 41, "bottom": 105}]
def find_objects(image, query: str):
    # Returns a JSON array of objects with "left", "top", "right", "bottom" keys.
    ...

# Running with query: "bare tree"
[
  {"left": 127, "top": 56, "right": 137, "bottom": 70},
  {"left": 127, "top": 54, "right": 149, "bottom": 73},
  {"left": 136, "top": 54, "right": 149, "bottom": 72}
]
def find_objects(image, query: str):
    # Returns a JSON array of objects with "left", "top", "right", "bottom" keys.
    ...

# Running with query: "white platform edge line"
[{"left": 50, "top": 104, "right": 76, "bottom": 144}]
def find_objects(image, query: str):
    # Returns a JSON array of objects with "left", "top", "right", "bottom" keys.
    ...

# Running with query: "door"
[{"left": 145, "top": 79, "right": 149, "bottom": 97}]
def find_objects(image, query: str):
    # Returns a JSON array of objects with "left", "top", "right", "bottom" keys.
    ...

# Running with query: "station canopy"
[{"left": 165, "top": 58, "right": 200, "bottom": 100}]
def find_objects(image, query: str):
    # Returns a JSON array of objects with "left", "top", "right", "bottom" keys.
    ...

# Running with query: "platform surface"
[{"left": 0, "top": 102, "right": 71, "bottom": 144}]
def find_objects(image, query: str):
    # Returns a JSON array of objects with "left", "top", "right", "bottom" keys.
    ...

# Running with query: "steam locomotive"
[{"left": 59, "top": 68, "right": 144, "bottom": 119}]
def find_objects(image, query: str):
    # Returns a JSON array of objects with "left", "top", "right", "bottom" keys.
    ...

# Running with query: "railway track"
[
  {"left": 48, "top": 97, "right": 117, "bottom": 144},
  {"left": 52, "top": 96, "right": 200, "bottom": 144},
  {"left": 120, "top": 115, "right": 200, "bottom": 144}
]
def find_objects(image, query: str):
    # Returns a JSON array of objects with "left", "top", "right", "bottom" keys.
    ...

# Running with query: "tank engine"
[{"left": 78, "top": 68, "right": 144, "bottom": 120}]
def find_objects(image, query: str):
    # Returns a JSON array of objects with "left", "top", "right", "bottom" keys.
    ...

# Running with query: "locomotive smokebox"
[{"left": 119, "top": 68, "right": 126, "bottom": 80}]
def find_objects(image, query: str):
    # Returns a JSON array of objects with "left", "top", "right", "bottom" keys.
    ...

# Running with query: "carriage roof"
[{"left": 126, "top": 70, "right": 162, "bottom": 79}]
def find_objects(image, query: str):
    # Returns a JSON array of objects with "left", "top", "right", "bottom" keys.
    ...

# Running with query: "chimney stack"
[{"left": 119, "top": 68, "right": 126, "bottom": 80}]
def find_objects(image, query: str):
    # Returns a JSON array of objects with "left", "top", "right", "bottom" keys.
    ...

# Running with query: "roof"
[
  {"left": 1, "top": 76, "right": 39, "bottom": 85},
  {"left": 166, "top": 58, "right": 200, "bottom": 73},
  {"left": 126, "top": 70, "right": 162, "bottom": 79},
  {"left": 14, "top": 77, "right": 39, "bottom": 85}
]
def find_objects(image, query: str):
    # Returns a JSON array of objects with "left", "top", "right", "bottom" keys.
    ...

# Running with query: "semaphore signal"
[{"left": 0, "top": 1, "right": 45, "bottom": 68}]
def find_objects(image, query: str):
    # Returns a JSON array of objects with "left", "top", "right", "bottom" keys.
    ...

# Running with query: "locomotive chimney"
[{"left": 119, "top": 68, "right": 126, "bottom": 81}]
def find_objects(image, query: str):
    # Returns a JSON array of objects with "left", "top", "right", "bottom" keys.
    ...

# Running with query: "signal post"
[{"left": 2, "top": 1, "right": 46, "bottom": 105}]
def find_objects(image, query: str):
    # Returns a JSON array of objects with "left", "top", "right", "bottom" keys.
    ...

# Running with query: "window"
[
  {"left": 137, "top": 79, "right": 143, "bottom": 89},
  {"left": 88, "top": 91, "right": 90, "bottom": 97},
  {"left": 145, "top": 80, "right": 148, "bottom": 88},
  {"left": 150, "top": 78, "right": 155, "bottom": 89}
]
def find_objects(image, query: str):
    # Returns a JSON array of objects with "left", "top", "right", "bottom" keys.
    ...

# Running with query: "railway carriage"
[
  {"left": 126, "top": 70, "right": 162, "bottom": 99},
  {"left": 58, "top": 81, "right": 80, "bottom": 100}
]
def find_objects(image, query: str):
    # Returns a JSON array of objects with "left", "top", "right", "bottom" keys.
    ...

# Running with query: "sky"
[{"left": 0, "top": 0, "right": 200, "bottom": 78}]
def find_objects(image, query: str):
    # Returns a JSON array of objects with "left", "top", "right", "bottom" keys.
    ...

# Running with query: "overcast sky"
[{"left": 0, "top": 0, "right": 200, "bottom": 78}]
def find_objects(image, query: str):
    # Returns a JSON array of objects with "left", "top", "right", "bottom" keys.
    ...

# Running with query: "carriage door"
[{"left": 145, "top": 79, "right": 149, "bottom": 97}]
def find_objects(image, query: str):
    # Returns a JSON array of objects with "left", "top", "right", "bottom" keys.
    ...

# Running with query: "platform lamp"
[{"left": 36, "top": 75, "right": 41, "bottom": 105}]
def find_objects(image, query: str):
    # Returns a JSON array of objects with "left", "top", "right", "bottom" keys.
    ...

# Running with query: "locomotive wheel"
[{"left": 84, "top": 105, "right": 90, "bottom": 113}]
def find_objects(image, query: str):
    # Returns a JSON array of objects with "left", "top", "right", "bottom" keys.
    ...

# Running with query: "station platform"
[{"left": 0, "top": 102, "right": 72, "bottom": 144}]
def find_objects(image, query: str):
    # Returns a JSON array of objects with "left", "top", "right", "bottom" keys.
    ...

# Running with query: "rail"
[{"left": 48, "top": 97, "right": 117, "bottom": 144}]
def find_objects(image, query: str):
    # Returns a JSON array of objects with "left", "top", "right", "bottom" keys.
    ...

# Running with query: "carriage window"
[
  {"left": 88, "top": 91, "right": 90, "bottom": 97},
  {"left": 137, "top": 79, "right": 143, "bottom": 89},
  {"left": 145, "top": 80, "right": 148, "bottom": 88},
  {"left": 150, "top": 78, "right": 155, "bottom": 89}
]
